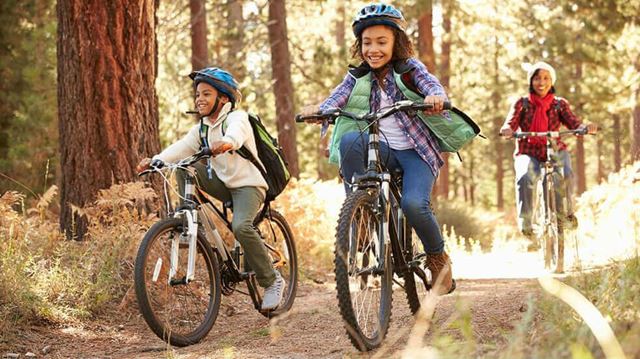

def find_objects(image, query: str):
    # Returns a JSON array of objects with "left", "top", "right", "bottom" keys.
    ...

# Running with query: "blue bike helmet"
[
  {"left": 352, "top": 3, "right": 407, "bottom": 37},
  {"left": 189, "top": 67, "right": 242, "bottom": 106}
]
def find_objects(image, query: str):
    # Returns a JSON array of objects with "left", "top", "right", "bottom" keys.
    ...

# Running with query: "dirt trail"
[{"left": 6, "top": 277, "right": 539, "bottom": 358}]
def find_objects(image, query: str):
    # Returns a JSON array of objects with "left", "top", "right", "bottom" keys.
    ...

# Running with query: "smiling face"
[
  {"left": 531, "top": 69, "right": 553, "bottom": 97},
  {"left": 361, "top": 25, "right": 395, "bottom": 70},
  {"left": 195, "top": 82, "right": 228, "bottom": 117}
]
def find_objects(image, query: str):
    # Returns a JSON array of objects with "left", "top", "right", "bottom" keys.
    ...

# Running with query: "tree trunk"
[
  {"left": 613, "top": 114, "right": 621, "bottom": 172},
  {"left": 492, "top": 36, "right": 504, "bottom": 210},
  {"left": 314, "top": 3, "right": 346, "bottom": 180},
  {"left": 596, "top": 135, "right": 604, "bottom": 182},
  {"left": 267, "top": 0, "right": 299, "bottom": 178},
  {"left": 574, "top": 62, "right": 586, "bottom": 194},
  {"left": 469, "top": 155, "right": 475, "bottom": 206},
  {"left": 227, "top": 0, "right": 245, "bottom": 81},
  {"left": 417, "top": 0, "right": 436, "bottom": 74},
  {"left": 189, "top": 0, "right": 208, "bottom": 71},
  {"left": 633, "top": 55, "right": 640, "bottom": 163},
  {"left": 437, "top": 0, "right": 452, "bottom": 199},
  {"left": 57, "top": 0, "right": 160, "bottom": 240}
]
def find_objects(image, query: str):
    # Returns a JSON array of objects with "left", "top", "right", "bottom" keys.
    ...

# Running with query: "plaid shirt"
[
  {"left": 503, "top": 96, "right": 582, "bottom": 162},
  {"left": 320, "top": 58, "right": 448, "bottom": 176}
]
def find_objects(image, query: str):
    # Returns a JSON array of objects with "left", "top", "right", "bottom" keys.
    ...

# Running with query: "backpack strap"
[
  {"left": 199, "top": 118, "right": 210, "bottom": 149},
  {"left": 221, "top": 115, "right": 268, "bottom": 175}
]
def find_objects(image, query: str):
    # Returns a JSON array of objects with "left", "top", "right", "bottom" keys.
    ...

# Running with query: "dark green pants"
[{"left": 177, "top": 162, "right": 275, "bottom": 288}]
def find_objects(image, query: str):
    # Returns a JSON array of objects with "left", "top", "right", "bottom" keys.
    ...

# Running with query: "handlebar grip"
[
  {"left": 412, "top": 101, "right": 452, "bottom": 111},
  {"left": 295, "top": 112, "right": 330, "bottom": 123}
]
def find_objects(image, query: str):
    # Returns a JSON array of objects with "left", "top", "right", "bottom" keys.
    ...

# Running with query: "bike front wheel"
[
  {"left": 134, "top": 217, "right": 222, "bottom": 347},
  {"left": 542, "top": 179, "right": 564, "bottom": 273},
  {"left": 254, "top": 209, "right": 298, "bottom": 317},
  {"left": 334, "top": 190, "right": 393, "bottom": 351}
]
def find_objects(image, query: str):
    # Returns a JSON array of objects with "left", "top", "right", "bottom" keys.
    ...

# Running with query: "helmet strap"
[{"left": 205, "top": 95, "right": 221, "bottom": 118}]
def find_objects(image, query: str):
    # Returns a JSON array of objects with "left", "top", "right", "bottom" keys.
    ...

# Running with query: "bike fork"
[{"left": 169, "top": 209, "right": 199, "bottom": 284}]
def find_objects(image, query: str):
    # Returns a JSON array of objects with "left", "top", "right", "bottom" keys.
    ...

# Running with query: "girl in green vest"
[{"left": 301, "top": 3, "right": 455, "bottom": 295}]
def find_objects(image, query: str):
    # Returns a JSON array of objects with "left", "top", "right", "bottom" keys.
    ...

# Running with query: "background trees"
[{"left": 1, "top": 0, "right": 638, "bottom": 231}]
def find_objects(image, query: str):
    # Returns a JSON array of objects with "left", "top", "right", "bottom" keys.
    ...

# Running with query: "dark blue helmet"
[
  {"left": 189, "top": 67, "right": 242, "bottom": 105},
  {"left": 352, "top": 3, "right": 407, "bottom": 37}
]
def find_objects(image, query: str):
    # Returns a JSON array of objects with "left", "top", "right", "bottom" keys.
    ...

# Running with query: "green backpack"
[{"left": 199, "top": 113, "right": 291, "bottom": 202}]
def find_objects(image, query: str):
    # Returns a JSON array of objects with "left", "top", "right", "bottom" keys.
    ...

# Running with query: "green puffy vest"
[{"left": 328, "top": 62, "right": 480, "bottom": 164}]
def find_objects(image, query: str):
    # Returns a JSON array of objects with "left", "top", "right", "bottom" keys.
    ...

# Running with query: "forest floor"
[{"left": 5, "top": 250, "right": 550, "bottom": 359}]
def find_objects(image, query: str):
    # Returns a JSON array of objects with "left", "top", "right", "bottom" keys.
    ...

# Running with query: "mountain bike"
[
  {"left": 296, "top": 100, "right": 453, "bottom": 351},
  {"left": 134, "top": 149, "right": 297, "bottom": 347},
  {"left": 511, "top": 129, "right": 588, "bottom": 273}
]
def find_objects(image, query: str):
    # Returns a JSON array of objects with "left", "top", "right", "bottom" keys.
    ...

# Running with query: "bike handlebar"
[
  {"left": 511, "top": 128, "right": 589, "bottom": 139},
  {"left": 138, "top": 147, "right": 212, "bottom": 177},
  {"left": 295, "top": 100, "right": 452, "bottom": 124}
]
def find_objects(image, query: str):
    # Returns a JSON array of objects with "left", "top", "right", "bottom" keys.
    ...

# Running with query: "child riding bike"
[
  {"left": 300, "top": 2, "right": 454, "bottom": 295},
  {"left": 499, "top": 61, "right": 597, "bottom": 245},
  {"left": 136, "top": 67, "right": 285, "bottom": 310}
]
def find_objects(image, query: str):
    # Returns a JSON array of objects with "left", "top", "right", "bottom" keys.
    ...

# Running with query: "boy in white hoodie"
[{"left": 136, "top": 67, "right": 284, "bottom": 310}]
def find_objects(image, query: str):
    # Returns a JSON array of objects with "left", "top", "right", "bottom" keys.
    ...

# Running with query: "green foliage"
[{"left": 0, "top": 0, "right": 57, "bottom": 195}]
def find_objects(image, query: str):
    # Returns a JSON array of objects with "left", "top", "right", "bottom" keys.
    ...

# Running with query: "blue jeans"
[
  {"left": 514, "top": 151, "right": 574, "bottom": 233},
  {"left": 339, "top": 131, "right": 445, "bottom": 254}
]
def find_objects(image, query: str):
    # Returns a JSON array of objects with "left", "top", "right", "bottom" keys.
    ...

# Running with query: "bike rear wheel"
[
  {"left": 134, "top": 217, "right": 222, "bottom": 347},
  {"left": 334, "top": 190, "right": 392, "bottom": 351},
  {"left": 254, "top": 209, "right": 298, "bottom": 317}
]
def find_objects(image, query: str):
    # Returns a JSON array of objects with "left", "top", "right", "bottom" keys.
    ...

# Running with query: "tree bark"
[
  {"left": 227, "top": 0, "right": 245, "bottom": 81},
  {"left": 57, "top": 0, "right": 160, "bottom": 239},
  {"left": 596, "top": 135, "right": 604, "bottom": 182},
  {"left": 417, "top": 0, "right": 436, "bottom": 74},
  {"left": 189, "top": 0, "right": 208, "bottom": 71},
  {"left": 613, "top": 114, "right": 621, "bottom": 172},
  {"left": 437, "top": 0, "right": 453, "bottom": 199},
  {"left": 267, "top": 0, "right": 299, "bottom": 178},
  {"left": 492, "top": 36, "right": 504, "bottom": 210},
  {"left": 633, "top": 55, "right": 640, "bottom": 163}
]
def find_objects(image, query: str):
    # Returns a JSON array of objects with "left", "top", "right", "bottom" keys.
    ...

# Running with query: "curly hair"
[{"left": 350, "top": 27, "right": 415, "bottom": 63}]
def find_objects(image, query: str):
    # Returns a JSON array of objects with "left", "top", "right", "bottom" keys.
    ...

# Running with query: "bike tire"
[
  {"left": 543, "top": 178, "right": 564, "bottom": 273},
  {"left": 334, "top": 190, "right": 393, "bottom": 351},
  {"left": 134, "top": 217, "right": 222, "bottom": 347},
  {"left": 255, "top": 209, "right": 298, "bottom": 317}
]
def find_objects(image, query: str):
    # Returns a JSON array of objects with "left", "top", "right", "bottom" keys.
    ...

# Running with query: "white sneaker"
[{"left": 261, "top": 271, "right": 285, "bottom": 311}]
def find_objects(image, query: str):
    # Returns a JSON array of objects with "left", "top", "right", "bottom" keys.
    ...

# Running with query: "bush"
[
  {"left": 435, "top": 200, "right": 497, "bottom": 251},
  {"left": 0, "top": 183, "right": 156, "bottom": 348}
]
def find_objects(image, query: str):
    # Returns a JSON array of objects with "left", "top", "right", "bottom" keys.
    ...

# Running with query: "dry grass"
[
  {"left": 1, "top": 162, "right": 638, "bottom": 358},
  {"left": 0, "top": 183, "right": 157, "bottom": 347}
]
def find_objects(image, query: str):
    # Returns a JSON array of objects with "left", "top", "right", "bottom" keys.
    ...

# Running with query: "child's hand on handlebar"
[
  {"left": 422, "top": 95, "right": 447, "bottom": 115},
  {"left": 136, "top": 157, "right": 152, "bottom": 174},
  {"left": 580, "top": 123, "right": 598, "bottom": 135},
  {"left": 299, "top": 104, "right": 323, "bottom": 124},
  {"left": 211, "top": 141, "right": 234, "bottom": 156},
  {"left": 499, "top": 127, "right": 514, "bottom": 139}
]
